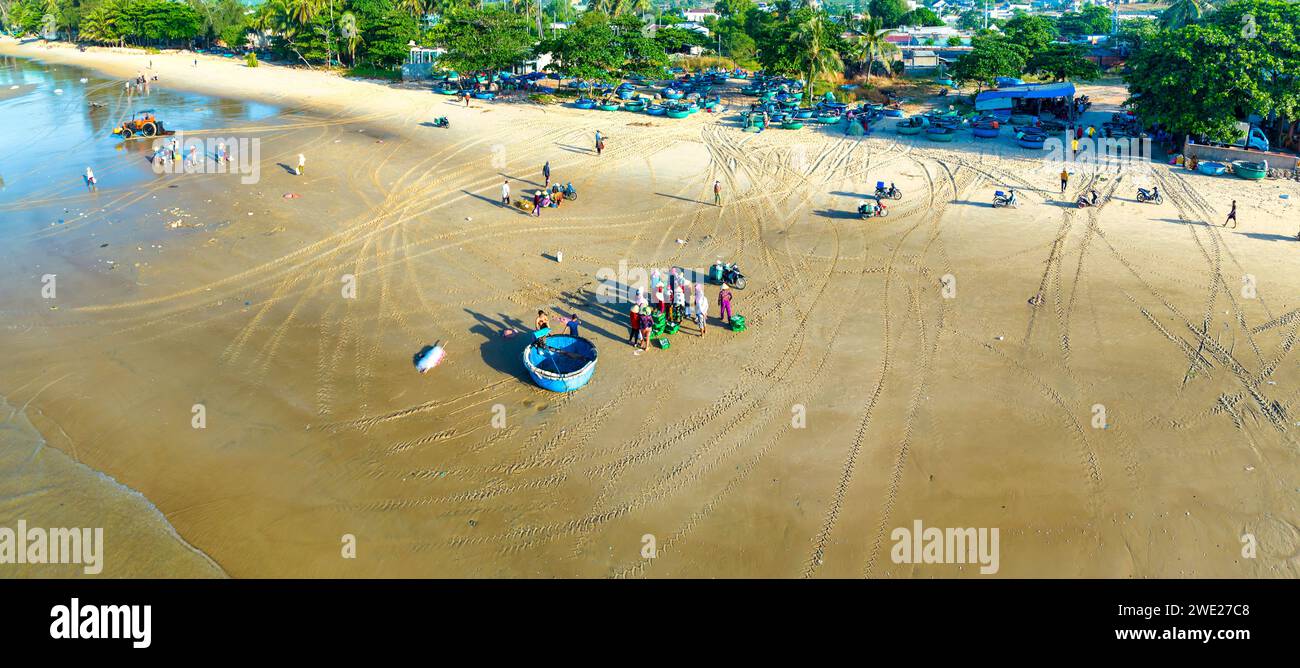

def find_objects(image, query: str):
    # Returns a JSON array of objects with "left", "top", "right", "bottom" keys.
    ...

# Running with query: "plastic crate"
[
  {"left": 665, "top": 322, "right": 680, "bottom": 335},
  {"left": 656, "top": 337, "right": 671, "bottom": 349}
]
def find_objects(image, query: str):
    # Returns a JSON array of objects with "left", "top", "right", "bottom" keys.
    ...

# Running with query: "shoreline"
[
  {"left": 0, "top": 37, "right": 547, "bottom": 144},
  {"left": 0, "top": 393, "right": 227, "bottom": 578}
]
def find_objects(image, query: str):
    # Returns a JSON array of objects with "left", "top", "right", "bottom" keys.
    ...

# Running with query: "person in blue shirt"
[{"left": 566, "top": 313, "right": 580, "bottom": 337}]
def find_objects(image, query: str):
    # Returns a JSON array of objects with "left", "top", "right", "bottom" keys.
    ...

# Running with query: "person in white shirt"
[
  {"left": 501, "top": 180, "right": 510, "bottom": 205},
  {"left": 694, "top": 284, "right": 708, "bottom": 335}
]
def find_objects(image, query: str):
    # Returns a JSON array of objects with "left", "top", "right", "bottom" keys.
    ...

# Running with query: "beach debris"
[
  {"left": 1028, "top": 294, "right": 1044, "bottom": 306},
  {"left": 465, "top": 217, "right": 472, "bottom": 221},
  {"left": 54, "top": 89, "right": 63, "bottom": 94},
  {"left": 80, "top": 78, "right": 88, "bottom": 83},
  {"left": 555, "top": 250, "right": 563, "bottom": 263},
  {"left": 414, "top": 342, "right": 447, "bottom": 373},
  {"left": 676, "top": 239, "right": 687, "bottom": 245},
  {"left": 282, "top": 193, "right": 301, "bottom": 199},
  {"left": 1245, "top": 465, "right": 1255, "bottom": 472},
  {"left": 994, "top": 335, "right": 1004, "bottom": 341}
]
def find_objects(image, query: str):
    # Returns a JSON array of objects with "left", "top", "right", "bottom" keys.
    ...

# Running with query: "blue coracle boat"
[{"left": 523, "top": 335, "right": 598, "bottom": 392}]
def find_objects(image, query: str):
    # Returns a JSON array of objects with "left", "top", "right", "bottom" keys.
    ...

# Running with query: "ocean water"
[{"left": 0, "top": 54, "right": 279, "bottom": 211}]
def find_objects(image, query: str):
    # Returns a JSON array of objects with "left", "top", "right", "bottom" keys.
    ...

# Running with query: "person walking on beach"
[
  {"left": 713, "top": 180, "right": 721, "bottom": 206},
  {"left": 719, "top": 284, "right": 734, "bottom": 327},
  {"left": 501, "top": 179, "right": 511, "bottom": 206},
  {"left": 1223, "top": 200, "right": 1238, "bottom": 228},
  {"left": 1060, "top": 168, "right": 1069, "bottom": 194},
  {"left": 297, "top": 153, "right": 306, "bottom": 176},
  {"left": 84, "top": 167, "right": 97, "bottom": 191},
  {"left": 533, "top": 190, "right": 543, "bottom": 217},
  {"left": 596, "top": 137, "right": 605, "bottom": 156},
  {"left": 543, "top": 161, "right": 550, "bottom": 188},
  {"left": 694, "top": 284, "right": 709, "bottom": 336},
  {"left": 673, "top": 283, "right": 686, "bottom": 322},
  {"left": 566, "top": 313, "right": 580, "bottom": 337}
]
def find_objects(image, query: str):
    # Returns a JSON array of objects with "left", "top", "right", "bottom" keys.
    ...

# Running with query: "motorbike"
[
  {"left": 561, "top": 182, "right": 577, "bottom": 201},
  {"left": 1136, "top": 187, "right": 1162, "bottom": 204},
  {"left": 858, "top": 202, "right": 890, "bottom": 219},
  {"left": 992, "top": 190, "right": 1018, "bottom": 208},
  {"left": 875, "top": 182, "right": 902, "bottom": 200},
  {"left": 711, "top": 262, "right": 747, "bottom": 290},
  {"left": 1076, "top": 190, "right": 1099, "bottom": 209},
  {"left": 431, "top": 117, "right": 450, "bottom": 129}
]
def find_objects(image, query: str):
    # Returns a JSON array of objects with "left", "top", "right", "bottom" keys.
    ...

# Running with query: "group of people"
[
  {"left": 498, "top": 161, "right": 574, "bottom": 216},
  {"left": 625, "top": 268, "right": 735, "bottom": 350}
]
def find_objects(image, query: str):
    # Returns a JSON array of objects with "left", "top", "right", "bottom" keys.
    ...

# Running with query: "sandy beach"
[{"left": 2, "top": 37, "right": 1299, "bottom": 578}]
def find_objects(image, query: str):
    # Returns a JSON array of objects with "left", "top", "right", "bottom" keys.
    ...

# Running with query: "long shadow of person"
[{"left": 464, "top": 308, "right": 534, "bottom": 382}]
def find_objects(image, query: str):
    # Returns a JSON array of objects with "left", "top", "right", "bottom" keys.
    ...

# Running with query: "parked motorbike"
[
  {"left": 992, "top": 189, "right": 1018, "bottom": 208},
  {"left": 710, "top": 262, "right": 747, "bottom": 290},
  {"left": 1076, "top": 189, "right": 1099, "bottom": 209},
  {"left": 875, "top": 182, "right": 902, "bottom": 200},
  {"left": 858, "top": 201, "right": 890, "bottom": 219},
  {"left": 431, "top": 116, "right": 450, "bottom": 129},
  {"left": 1136, "top": 187, "right": 1162, "bottom": 204}
]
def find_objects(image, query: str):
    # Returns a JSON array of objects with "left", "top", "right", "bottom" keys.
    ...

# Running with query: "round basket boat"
[
  {"left": 646, "top": 104, "right": 666, "bottom": 116},
  {"left": 435, "top": 85, "right": 459, "bottom": 95},
  {"left": 926, "top": 127, "right": 956, "bottom": 142},
  {"left": 815, "top": 114, "right": 839, "bottom": 124},
  {"left": 884, "top": 108, "right": 904, "bottom": 118},
  {"left": 897, "top": 123, "right": 924, "bottom": 135},
  {"left": 1197, "top": 161, "right": 1227, "bottom": 176},
  {"left": 523, "top": 335, "right": 597, "bottom": 393},
  {"left": 781, "top": 121, "right": 804, "bottom": 130},
  {"left": 794, "top": 109, "right": 815, "bottom": 119},
  {"left": 1232, "top": 160, "right": 1268, "bottom": 180},
  {"left": 574, "top": 98, "right": 596, "bottom": 110},
  {"left": 662, "top": 89, "right": 684, "bottom": 99},
  {"left": 617, "top": 89, "right": 635, "bottom": 100},
  {"left": 972, "top": 125, "right": 1000, "bottom": 139},
  {"left": 598, "top": 102, "right": 620, "bottom": 111},
  {"left": 935, "top": 78, "right": 955, "bottom": 87},
  {"left": 1018, "top": 136, "right": 1047, "bottom": 149},
  {"left": 472, "top": 91, "right": 496, "bottom": 100},
  {"left": 624, "top": 100, "right": 647, "bottom": 112},
  {"left": 666, "top": 108, "right": 690, "bottom": 119}
]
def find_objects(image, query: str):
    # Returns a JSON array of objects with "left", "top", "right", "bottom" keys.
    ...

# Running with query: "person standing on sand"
[
  {"left": 543, "top": 161, "right": 550, "bottom": 187},
  {"left": 1060, "top": 168, "right": 1069, "bottom": 194},
  {"left": 694, "top": 284, "right": 708, "bottom": 336},
  {"left": 566, "top": 313, "right": 580, "bottom": 337},
  {"left": 628, "top": 305, "right": 641, "bottom": 345},
  {"left": 297, "top": 153, "right": 305, "bottom": 176},
  {"left": 719, "top": 284, "right": 734, "bottom": 326},
  {"left": 84, "top": 167, "right": 97, "bottom": 191},
  {"left": 533, "top": 190, "right": 543, "bottom": 217},
  {"left": 714, "top": 180, "right": 721, "bottom": 206},
  {"left": 1223, "top": 200, "right": 1238, "bottom": 228},
  {"left": 501, "top": 179, "right": 510, "bottom": 205},
  {"left": 596, "top": 137, "right": 605, "bottom": 156}
]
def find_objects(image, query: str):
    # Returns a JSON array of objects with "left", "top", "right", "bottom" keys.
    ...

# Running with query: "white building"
[{"left": 683, "top": 8, "right": 719, "bottom": 22}]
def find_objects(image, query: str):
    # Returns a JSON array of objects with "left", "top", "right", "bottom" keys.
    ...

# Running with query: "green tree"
[
  {"left": 1057, "top": 5, "right": 1111, "bottom": 37},
  {"left": 1028, "top": 42, "right": 1100, "bottom": 82},
  {"left": 950, "top": 35, "right": 1027, "bottom": 91},
  {"left": 432, "top": 6, "right": 533, "bottom": 75},
  {"left": 1159, "top": 0, "right": 1207, "bottom": 30},
  {"left": 899, "top": 7, "right": 943, "bottom": 27},
  {"left": 1000, "top": 13, "right": 1056, "bottom": 59},
  {"left": 1124, "top": 0, "right": 1300, "bottom": 141},
  {"left": 867, "top": 0, "right": 907, "bottom": 28}
]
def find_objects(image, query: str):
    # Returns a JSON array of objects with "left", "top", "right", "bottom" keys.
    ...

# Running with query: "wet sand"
[{"left": 2, "top": 39, "right": 1298, "bottom": 578}]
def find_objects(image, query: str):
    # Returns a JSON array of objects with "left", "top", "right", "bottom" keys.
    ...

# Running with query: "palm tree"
[
  {"left": 339, "top": 11, "right": 360, "bottom": 65},
  {"left": 1159, "top": 0, "right": 1207, "bottom": 29},
  {"left": 853, "top": 17, "right": 897, "bottom": 80},
  {"left": 793, "top": 9, "right": 843, "bottom": 101}
]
